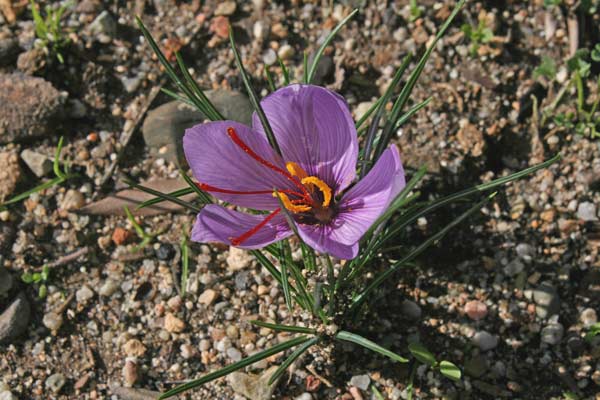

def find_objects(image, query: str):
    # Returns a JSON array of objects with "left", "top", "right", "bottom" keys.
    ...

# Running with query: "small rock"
[
  {"left": 0, "top": 37, "right": 19, "bottom": 66},
  {"left": 76, "top": 285, "right": 94, "bottom": 303},
  {"left": 515, "top": 243, "right": 535, "bottom": 263},
  {"left": 16, "top": 48, "right": 46, "bottom": 74},
  {"left": 295, "top": 394, "right": 312, "bottom": 400},
  {"left": 541, "top": 323, "right": 564, "bottom": 345},
  {"left": 262, "top": 49, "right": 277, "bottom": 66},
  {"left": 99, "top": 279, "right": 119, "bottom": 297},
  {"left": 0, "top": 73, "right": 65, "bottom": 144},
  {"left": 465, "top": 300, "right": 488, "bottom": 320},
  {"left": 227, "top": 347, "right": 242, "bottom": 361},
  {"left": 533, "top": 283, "right": 560, "bottom": 319},
  {"left": 61, "top": 189, "right": 85, "bottom": 211},
  {"left": 228, "top": 366, "right": 279, "bottom": 400},
  {"left": 465, "top": 354, "right": 488, "bottom": 378},
  {"left": 473, "top": 331, "right": 498, "bottom": 351},
  {"left": 20, "top": 149, "right": 53, "bottom": 177},
  {"left": 164, "top": 313, "right": 185, "bottom": 333},
  {"left": 0, "top": 391, "right": 18, "bottom": 400},
  {"left": 120, "top": 76, "right": 142, "bottom": 93},
  {"left": 253, "top": 21, "right": 267, "bottom": 39},
  {"left": 0, "top": 267, "right": 13, "bottom": 297},
  {"left": 123, "top": 360, "right": 139, "bottom": 386},
  {"left": 227, "top": 247, "right": 252, "bottom": 271},
  {"left": 0, "top": 150, "right": 21, "bottom": 202},
  {"left": 215, "top": 1, "right": 237, "bottom": 16},
  {"left": 0, "top": 292, "right": 31, "bottom": 343},
  {"left": 155, "top": 243, "right": 174, "bottom": 260},
  {"left": 580, "top": 308, "right": 597, "bottom": 327},
  {"left": 88, "top": 11, "right": 117, "bottom": 42},
  {"left": 577, "top": 202, "right": 598, "bottom": 221},
  {"left": 400, "top": 300, "right": 422, "bottom": 320},
  {"left": 42, "top": 312, "right": 63, "bottom": 332},
  {"left": 503, "top": 259, "right": 525, "bottom": 277},
  {"left": 142, "top": 90, "right": 253, "bottom": 164},
  {"left": 45, "top": 373, "right": 66, "bottom": 394},
  {"left": 278, "top": 44, "right": 295, "bottom": 60},
  {"left": 199, "top": 289, "right": 218, "bottom": 306},
  {"left": 111, "top": 227, "right": 131, "bottom": 245},
  {"left": 235, "top": 271, "right": 251, "bottom": 290},
  {"left": 123, "top": 339, "right": 146, "bottom": 357},
  {"left": 349, "top": 374, "right": 370, "bottom": 391},
  {"left": 180, "top": 343, "right": 197, "bottom": 359}
]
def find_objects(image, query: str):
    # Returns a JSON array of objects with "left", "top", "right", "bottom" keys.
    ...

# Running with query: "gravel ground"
[{"left": 1, "top": 0, "right": 600, "bottom": 399}]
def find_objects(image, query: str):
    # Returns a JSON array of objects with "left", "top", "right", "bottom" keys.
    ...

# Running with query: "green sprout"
[
  {"left": 30, "top": 0, "right": 71, "bottom": 64},
  {"left": 0, "top": 137, "right": 75, "bottom": 211},
  {"left": 461, "top": 17, "right": 493, "bottom": 57},
  {"left": 21, "top": 265, "right": 51, "bottom": 299},
  {"left": 409, "top": 0, "right": 421, "bottom": 21},
  {"left": 123, "top": 206, "right": 161, "bottom": 253},
  {"left": 180, "top": 232, "right": 190, "bottom": 298}
]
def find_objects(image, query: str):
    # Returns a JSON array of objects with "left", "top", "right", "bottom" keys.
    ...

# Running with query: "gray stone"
[
  {"left": 515, "top": 243, "right": 535, "bottom": 263},
  {"left": 76, "top": 285, "right": 94, "bottom": 302},
  {"left": 580, "top": 308, "right": 598, "bottom": 327},
  {"left": 42, "top": 312, "right": 63, "bottom": 331},
  {"left": 349, "top": 374, "right": 370, "bottom": 391},
  {"left": 142, "top": 90, "right": 253, "bottom": 164},
  {"left": 541, "top": 323, "right": 564, "bottom": 345},
  {"left": 465, "top": 354, "right": 488, "bottom": 378},
  {"left": 0, "top": 73, "right": 65, "bottom": 144},
  {"left": 0, "top": 391, "right": 18, "bottom": 400},
  {"left": 20, "top": 149, "right": 53, "bottom": 177},
  {"left": 45, "top": 373, "right": 66, "bottom": 394},
  {"left": 214, "top": 1, "right": 237, "bottom": 16},
  {"left": 533, "top": 283, "right": 560, "bottom": 319},
  {"left": 577, "top": 202, "right": 597, "bottom": 221},
  {"left": 89, "top": 11, "right": 117, "bottom": 41},
  {"left": 0, "top": 266, "right": 13, "bottom": 297},
  {"left": 227, "top": 347, "right": 242, "bottom": 362},
  {"left": 99, "top": 279, "right": 119, "bottom": 297},
  {"left": 235, "top": 271, "right": 251, "bottom": 290},
  {"left": 503, "top": 259, "right": 525, "bottom": 277},
  {"left": 473, "top": 331, "right": 498, "bottom": 351},
  {"left": 121, "top": 76, "right": 142, "bottom": 93},
  {"left": 0, "top": 37, "right": 18, "bottom": 66},
  {"left": 0, "top": 292, "right": 31, "bottom": 343},
  {"left": 400, "top": 300, "right": 422, "bottom": 320},
  {"left": 228, "top": 366, "right": 279, "bottom": 400}
]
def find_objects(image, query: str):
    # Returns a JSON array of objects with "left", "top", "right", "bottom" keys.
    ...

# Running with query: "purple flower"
[{"left": 183, "top": 84, "right": 405, "bottom": 259}]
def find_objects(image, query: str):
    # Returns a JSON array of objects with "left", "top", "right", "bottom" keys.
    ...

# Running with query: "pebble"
[
  {"left": 76, "top": 285, "right": 94, "bottom": 303},
  {"left": 164, "top": 313, "right": 185, "bottom": 333},
  {"left": 215, "top": 1, "right": 237, "bottom": 16},
  {"left": 465, "top": 300, "right": 488, "bottom": 320},
  {"left": 123, "top": 360, "right": 139, "bottom": 386},
  {"left": 473, "top": 331, "right": 498, "bottom": 351},
  {"left": 0, "top": 37, "right": 18, "bottom": 66},
  {"left": 533, "top": 283, "right": 560, "bottom": 319},
  {"left": 278, "top": 44, "right": 295, "bottom": 60},
  {"left": 465, "top": 355, "right": 488, "bottom": 378},
  {"left": 61, "top": 190, "right": 86, "bottom": 211},
  {"left": 99, "top": 279, "right": 119, "bottom": 297},
  {"left": 199, "top": 289, "right": 218, "bottom": 306},
  {"left": 0, "top": 267, "right": 13, "bottom": 297},
  {"left": 228, "top": 366, "right": 278, "bottom": 400},
  {"left": 0, "top": 150, "right": 21, "bottom": 202},
  {"left": 262, "top": 49, "right": 277, "bottom": 66},
  {"left": 577, "top": 202, "right": 598, "bottom": 221},
  {"left": 227, "top": 247, "right": 252, "bottom": 271},
  {"left": 20, "top": 149, "right": 53, "bottom": 177},
  {"left": 0, "top": 292, "right": 31, "bottom": 343},
  {"left": 156, "top": 243, "right": 174, "bottom": 260},
  {"left": 580, "top": 308, "right": 597, "bottom": 327},
  {"left": 400, "top": 300, "right": 422, "bottom": 320},
  {"left": 295, "top": 394, "right": 312, "bottom": 400},
  {"left": 235, "top": 271, "right": 251, "bottom": 290},
  {"left": 515, "top": 243, "right": 535, "bottom": 263},
  {"left": 88, "top": 10, "right": 117, "bottom": 43},
  {"left": 503, "top": 259, "right": 525, "bottom": 276},
  {"left": 349, "top": 374, "right": 370, "bottom": 391},
  {"left": 180, "top": 343, "right": 197, "bottom": 359},
  {"left": 0, "top": 391, "right": 17, "bottom": 400},
  {"left": 253, "top": 21, "right": 267, "bottom": 39},
  {"left": 42, "top": 312, "right": 63, "bottom": 332},
  {"left": 227, "top": 347, "right": 242, "bottom": 361},
  {"left": 541, "top": 323, "right": 564, "bottom": 345},
  {"left": 45, "top": 373, "right": 66, "bottom": 394},
  {"left": 123, "top": 339, "right": 146, "bottom": 357}
]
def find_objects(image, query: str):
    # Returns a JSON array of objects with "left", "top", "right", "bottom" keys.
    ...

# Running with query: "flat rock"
[
  {"left": 20, "top": 149, "right": 53, "bottom": 177},
  {"left": 228, "top": 366, "right": 279, "bottom": 400},
  {"left": 142, "top": 89, "right": 253, "bottom": 164},
  {"left": 0, "top": 292, "right": 31, "bottom": 344},
  {"left": 0, "top": 73, "right": 66, "bottom": 144}
]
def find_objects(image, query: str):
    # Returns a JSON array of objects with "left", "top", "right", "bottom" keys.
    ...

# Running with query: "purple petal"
[
  {"left": 252, "top": 84, "right": 358, "bottom": 194},
  {"left": 296, "top": 146, "right": 405, "bottom": 259},
  {"left": 191, "top": 204, "right": 292, "bottom": 248},
  {"left": 184, "top": 121, "right": 297, "bottom": 210}
]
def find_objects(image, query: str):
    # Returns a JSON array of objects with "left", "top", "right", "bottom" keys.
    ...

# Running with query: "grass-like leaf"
[
  {"left": 408, "top": 342, "right": 436, "bottom": 366},
  {"left": 277, "top": 56, "right": 290, "bottom": 85},
  {"left": 180, "top": 170, "right": 213, "bottom": 204},
  {"left": 306, "top": 9, "right": 358, "bottom": 84},
  {"left": 373, "top": 0, "right": 465, "bottom": 160},
  {"left": 265, "top": 65, "right": 276, "bottom": 92},
  {"left": 135, "top": 187, "right": 195, "bottom": 210},
  {"left": 124, "top": 179, "right": 201, "bottom": 213},
  {"left": 229, "top": 25, "right": 282, "bottom": 155},
  {"left": 351, "top": 192, "right": 497, "bottom": 311},
  {"left": 278, "top": 241, "right": 293, "bottom": 310},
  {"left": 335, "top": 330, "right": 408, "bottom": 363},
  {"left": 158, "top": 336, "right": 310, "bottom": 399},
  {"left": 269, "top": 337, "right": 320, "bottom": 385},
  {"left": 250, "top": 320, "right": 316, "bottom": 334},
  {"left": 180, "top": 233, "right": 190, "bottom": 297}
]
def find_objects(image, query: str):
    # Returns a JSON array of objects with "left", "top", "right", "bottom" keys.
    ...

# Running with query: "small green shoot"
[
  {"left": 124, "top": 206, "right": 160, "bottom": 253},
  {"left": 409, "top": 0, "right": 421, "bottom": 21},
  {"left": 21, "top": 265, "right": 50, "bottom": 298},
  {"left": 30, "top": 0, "right": 71, "bottom": 63},
  {"left": 533, "top": 56, "right": 557, "bottom": 81},
  {"left": 180, "top": 232, "right": 190, "bottom": 298},
  {"left": 0, "top": 137, "right": 75, "bottom": 211},
  {"left": 461, "top": 18, "right": 493, "bottom": 57},
  {"left": 585, "top": 323, "right": 600, "bottom": 341}
]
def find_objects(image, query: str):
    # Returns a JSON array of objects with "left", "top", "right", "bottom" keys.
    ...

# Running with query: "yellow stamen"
[
  {"left": 286, "top": 162, "right": 309, "bottom": 180},
  {"left": 273, "top": 191, "right": 312, "bottom": 213},
  {"left": 301, "top": 176, "right": 332, "bottom": 207}
]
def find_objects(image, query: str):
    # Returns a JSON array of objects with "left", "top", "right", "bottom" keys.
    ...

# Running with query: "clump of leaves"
[
  {"left": 30, "top": 0, "right": 71, "bottom": 63},
  {"left": 21, "top": 265, "right": 50, "bottom": 298},
  {"left": 0, "top": 137, "right": 75, "bottom": 211},
  {"left": 461, "top": 16, "right": 493, "bottom": 56},
  {"left": 536, "top": 44, "right": 600, "bottom": 138},
  {"left": 409, "top": 0, "right": 421, "bottom": 21},
  {"left": 124, "top": 206, "right": 161, "bottom": 253}
]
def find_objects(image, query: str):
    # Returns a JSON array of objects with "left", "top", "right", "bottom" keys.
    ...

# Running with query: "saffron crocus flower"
[{"left": 183, "top": 84, "right": 405, "bottom": 259}]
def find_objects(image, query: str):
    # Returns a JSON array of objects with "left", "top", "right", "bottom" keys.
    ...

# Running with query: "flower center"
[{"left": 196, "top": 127, "right": 335, "bottom": 246}]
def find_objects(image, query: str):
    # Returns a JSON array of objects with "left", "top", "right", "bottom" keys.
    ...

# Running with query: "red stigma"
[{"left": 230, "top": 208, "right": 282, "bottom": 246}]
